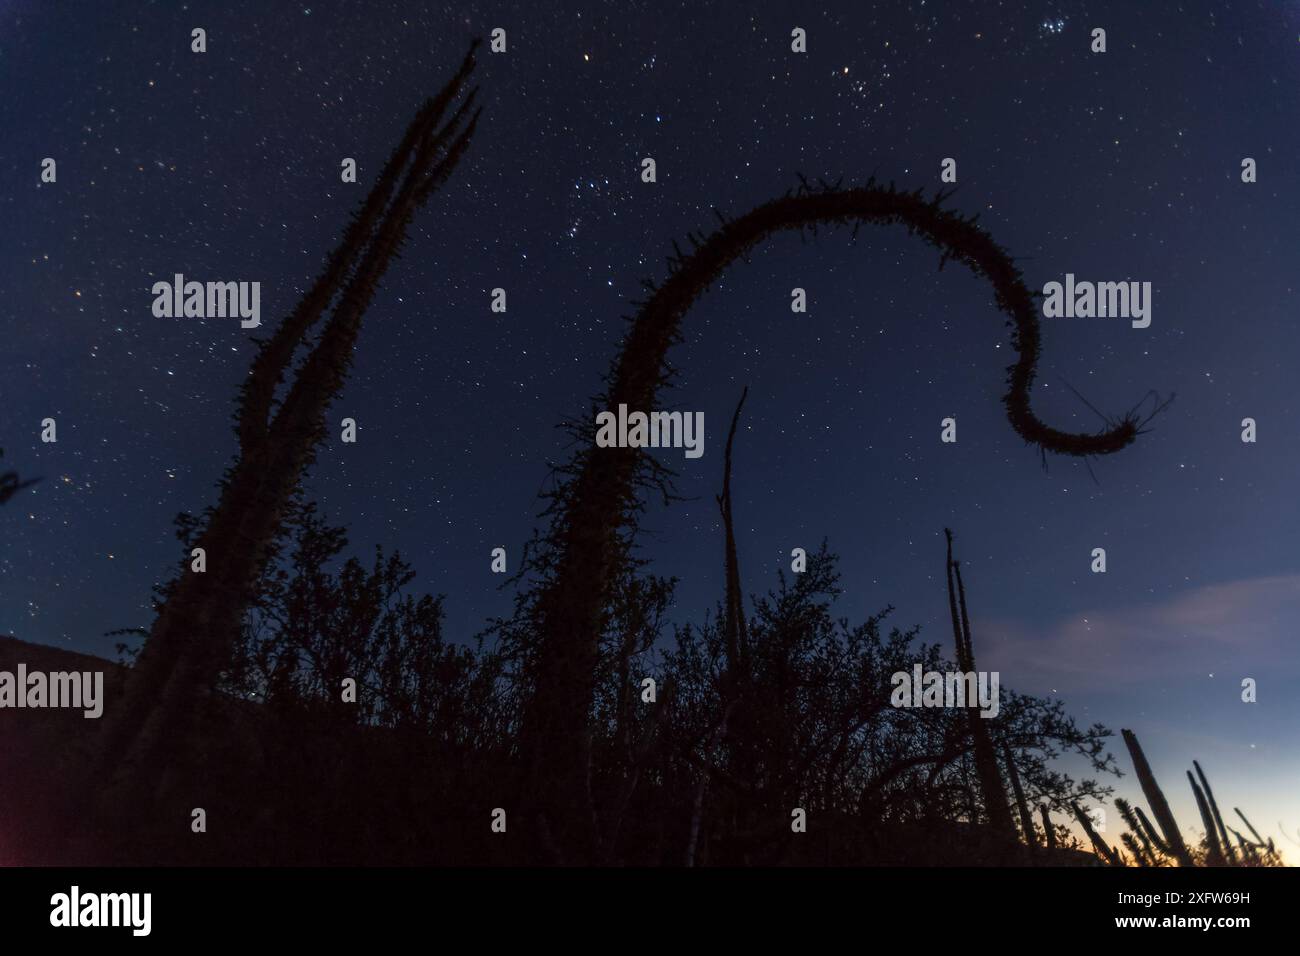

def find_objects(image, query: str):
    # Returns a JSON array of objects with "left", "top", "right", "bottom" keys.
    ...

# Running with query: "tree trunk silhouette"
[
  {"left": 1121, "top": 728, "right": 1194, "bottom": 866},
  {"left": 1187, "top": 771, "right": 1225, "bottom": 865},
  {"left": 1071, "top": 801, "right": 1121, "bottom": 865},
  {"left": 92, "top": 45, "right": 483, "bottom": 831},
  {"left": 1002, "top": 740, "right": 1037, "bottom": 850},
  {"left": 718, "top": 386, "right": 750, "bottom": 678},
  {"left": 1121, "top": 833, "right": 1151, "bottom": 866},
  {"left": 1116, "top": 797, "right": 1160, "bottom": 864},
  {"left": 1193, "top": 760, "right": 1237, "bottom": 864},
  {"left": 1039, "top": 804, "right": 1056, "bottom": 851},
  {"left": 516, "top": 180, "right": 1152, "bottom": 862},
  {"left": 945, "top": 530, "right": 1014, "bottom": 839},
  {"left": 685, "top": 387, "right": 750, "bottom": 866},
  {"left": 1132, "top": 804, "right": 1170, "bottom": 857},
  {"left": 1234, "top": 807, "right": 1267, "bottom": 846}
]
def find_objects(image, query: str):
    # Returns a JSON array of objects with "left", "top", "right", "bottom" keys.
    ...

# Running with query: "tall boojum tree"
[{"left": 91, "top": 43, "right": 484, "bottom": 828}]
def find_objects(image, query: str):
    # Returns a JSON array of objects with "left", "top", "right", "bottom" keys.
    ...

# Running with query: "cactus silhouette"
[
  {"left": 1002, "top": 740, "right": 1037, "bottom": 850},
  {"left": 1040, "top": 803, "right": 1057, "bottom": 851}
]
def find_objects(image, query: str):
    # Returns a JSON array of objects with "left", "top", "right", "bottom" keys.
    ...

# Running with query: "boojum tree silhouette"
[
  {"left": 89, "top": 43, "right": 484, "bottom": 831},
  {"left": 515, "top": 176, "right": 1167, "bottom": 863},
  {"left": 945, "top": 527, "right": 1016, "bottom": 843}
]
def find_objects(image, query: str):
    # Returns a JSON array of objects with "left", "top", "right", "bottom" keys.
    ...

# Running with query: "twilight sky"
[{"left": 2, "top": 1, "right": 1297, "bottom": 854}]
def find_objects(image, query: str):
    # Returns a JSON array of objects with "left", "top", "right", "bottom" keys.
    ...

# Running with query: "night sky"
[{"left": 3, "top": 1, "right": 1297, "bottom": 852}]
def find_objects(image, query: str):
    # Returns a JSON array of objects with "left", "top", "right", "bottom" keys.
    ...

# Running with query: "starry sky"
[{"left": 3, "top": 1, "right": 1298, "bottom": 854}]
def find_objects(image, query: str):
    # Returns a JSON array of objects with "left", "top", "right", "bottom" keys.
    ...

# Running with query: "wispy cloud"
[{"left": 978, "top": 574, "right": 1300, "bottom": 693}]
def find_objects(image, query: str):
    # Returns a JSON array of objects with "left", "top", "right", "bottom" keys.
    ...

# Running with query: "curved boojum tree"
[{"left": 517, "top": 178, "right": 1155, "bottom": 860}]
